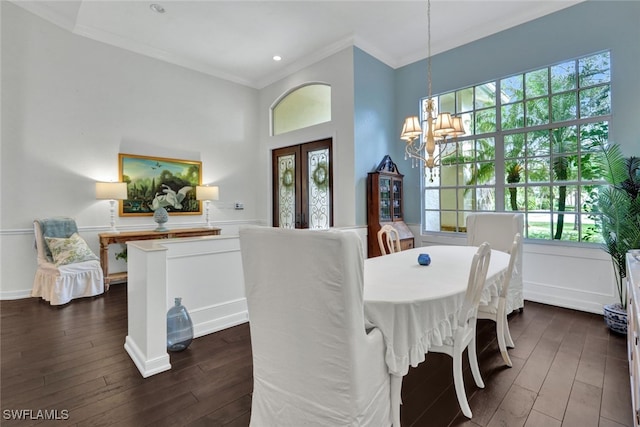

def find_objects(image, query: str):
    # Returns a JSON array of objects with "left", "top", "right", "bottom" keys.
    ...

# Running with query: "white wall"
[{"left": 0, "top": 2, "right": 260, "bottom": 298}]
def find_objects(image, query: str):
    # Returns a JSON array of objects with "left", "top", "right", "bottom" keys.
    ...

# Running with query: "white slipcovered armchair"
[
  {"left": 32, "top": 218, "right": 104, "bottom": 305},
  {"left": 239, "top": 226, "right": 392, "bottom": 427},
  {"left": 466, "top": 212, "right": 525, "bottom": 314}
]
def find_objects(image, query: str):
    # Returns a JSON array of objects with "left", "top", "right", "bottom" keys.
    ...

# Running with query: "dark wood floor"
[{"left": 0, "top": 284, "right": 633, "bottom": 427}]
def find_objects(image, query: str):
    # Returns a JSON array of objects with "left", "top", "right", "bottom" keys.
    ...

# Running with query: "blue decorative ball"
[{"left": 418, "top": 253, "right": 431, "bottom": 266}]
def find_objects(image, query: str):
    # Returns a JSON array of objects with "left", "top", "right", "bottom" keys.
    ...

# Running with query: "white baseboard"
[
  {"left": 124, "top": 336, "right": 171, "bottom": 378},
  {"left": 524, "top": 280, "right": 609, "bottom": 315},
  {"left": 191, "top": 298, "right": 249, "bottom": 338},
  {"left": 194, "top": 312, "right": 249, "bottom": 338},
  {"left": 0, "top": 289, "right": 33, "bottom": 300}
]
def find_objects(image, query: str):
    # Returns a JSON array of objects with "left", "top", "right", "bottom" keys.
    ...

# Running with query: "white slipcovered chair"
[
  {"left": 377, "top": 224, "right": 401, "bottom": 255},
  {"left": 32, "top": 218, "right": 104, "bottom": 305},
  {"left": 239, "top": 226, "right": 392, "bottom": 427},
  {"left": 478, "top": 233, "right": 522, "bottom": 367},
  {"left": 429, "top": 242, "right": 492, "bottom": 419},
  {"left": 466, "top": 212, "right": 525, "bottom": 314}
]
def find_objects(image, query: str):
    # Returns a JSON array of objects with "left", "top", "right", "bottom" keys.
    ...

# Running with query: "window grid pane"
[{"left": 421, "top": 51, "right": 611, "bottom": 244}]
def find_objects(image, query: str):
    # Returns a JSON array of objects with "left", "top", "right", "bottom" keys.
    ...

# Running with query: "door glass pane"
[
  {"left": 278, "top": 154, "right": 296, "bottom": 228},
  {"left": 307, "top": 148, "right": 330, "bottom": 229}
]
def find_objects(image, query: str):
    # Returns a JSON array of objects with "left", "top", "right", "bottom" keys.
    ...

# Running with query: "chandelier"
[{"left": 400, "top": 0, "right": 465, "bottom": 182}]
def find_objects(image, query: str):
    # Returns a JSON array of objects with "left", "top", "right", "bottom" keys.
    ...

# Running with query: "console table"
[{"left": 99, "top": 228, "right": 221, "bottom": 287}]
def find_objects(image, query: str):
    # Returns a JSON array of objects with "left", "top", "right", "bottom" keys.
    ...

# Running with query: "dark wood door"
[{"left": 272, "top": 138, "right": 333, "bottom": 229}]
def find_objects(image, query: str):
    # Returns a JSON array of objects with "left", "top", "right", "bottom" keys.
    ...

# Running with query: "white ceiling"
[{"left": 13, "top": 0, "right": 584, "bottom": 89}]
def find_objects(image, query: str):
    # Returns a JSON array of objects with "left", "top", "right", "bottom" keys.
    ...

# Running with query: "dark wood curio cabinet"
[{"left": 367, "top": 155, "right": 414, "bottom": 257}]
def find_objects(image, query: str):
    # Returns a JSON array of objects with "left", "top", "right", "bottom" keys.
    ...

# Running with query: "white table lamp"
[
  {"left": 196, "top": 185, "right": 219, "bottom": 229},
  {"left": 96, "top": 182, "right": 127, "bottom": 233}
]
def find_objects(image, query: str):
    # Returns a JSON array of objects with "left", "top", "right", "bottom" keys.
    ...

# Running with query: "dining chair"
[
  {"left": 239, "top": 226, "right": 393, "bottom": 426},
  {"left": 478, "top": 233, "right": 522, "bottom": 367},
  {"left": 429, "top": 242, "right": 492, "bottom": 419},
  {"left": 466, "top": 212, "right": 524, "bottom": 314},
  {"left": 32, "top": 217, "right": 104, "bottom": 305},
  {"left": 377, "top": 224, "right": 401, "bottom": 255}
]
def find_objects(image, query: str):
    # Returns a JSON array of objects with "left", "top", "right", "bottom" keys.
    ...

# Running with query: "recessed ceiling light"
[
  {"left": 150, "top": 4, "right": 165, "bottom": 13},
  {"left": 273, "top": 55, "right": 282, "bottom": 61}
]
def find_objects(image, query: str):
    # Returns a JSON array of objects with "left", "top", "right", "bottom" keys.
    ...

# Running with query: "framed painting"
[{"left": 118, "top": 153, "right": 202, "bottom": 216}]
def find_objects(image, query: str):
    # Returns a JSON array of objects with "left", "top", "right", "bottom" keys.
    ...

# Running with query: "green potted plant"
[{"left": 595, "top": 141, "right": 640, "bottom": 334}]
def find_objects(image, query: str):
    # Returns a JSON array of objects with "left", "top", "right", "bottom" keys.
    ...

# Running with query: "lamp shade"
[
  {"left": 450, "top": 116, "right": 466, "bottom": 137},
  {"left": 196, "top": 185, "right": 219, "bottom": 201},
  {"left": 96, "top": 182, "right": 127, "bottom": 200},
  {"left": 433, "top": 113, "right": 455, "bottom": 137},
  {"left": 401, "top": 116, "right": 422, "bottom": 141}
]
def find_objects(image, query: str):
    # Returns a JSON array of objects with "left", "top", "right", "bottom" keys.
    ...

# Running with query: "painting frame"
[{"left": 118, "top": 153, "right": 202, "bottom": 216}]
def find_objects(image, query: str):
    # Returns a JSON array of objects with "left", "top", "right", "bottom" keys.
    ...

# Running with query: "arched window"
[{"left": 272, "top": 83, "right": 331, "bottom": 135}]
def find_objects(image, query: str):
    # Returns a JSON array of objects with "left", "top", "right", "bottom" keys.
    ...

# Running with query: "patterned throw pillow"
[{"left": 44, "top": 233, "right": 99, "bottom": 266}]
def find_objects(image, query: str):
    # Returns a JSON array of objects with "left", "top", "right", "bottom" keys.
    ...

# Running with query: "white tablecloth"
[{"left": 364, "top": 246, "right": 510, "bottom": 377}]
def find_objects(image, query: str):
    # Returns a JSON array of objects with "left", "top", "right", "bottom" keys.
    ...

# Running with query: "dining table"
[{"left": 363, "top": 245, "right": 511, "bottom": 426}]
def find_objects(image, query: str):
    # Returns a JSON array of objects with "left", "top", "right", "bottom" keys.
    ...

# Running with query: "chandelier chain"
[
  {"left": 399, "top": 0, "right": 465, "bottom": 183},
  {"left": 427, "top": 0, "right": 432, "bottom": 100}
]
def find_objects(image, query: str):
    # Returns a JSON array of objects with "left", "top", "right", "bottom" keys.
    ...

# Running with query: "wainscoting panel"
[{"left": 417, "top": 230, "right": 617, "bottom": 315}]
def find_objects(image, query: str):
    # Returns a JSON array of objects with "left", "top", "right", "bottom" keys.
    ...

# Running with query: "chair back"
[
  {"left": 458, "top": 243, "right": 492, "bottom": 329},
  {"left": 239, "top": 226, "right": 378, "bottom": 423},
  {"left": 501, "top": 233, "right": 522, "bottom": 298},
  {"left": 466, "top": 213, "right": 523, "bottom": 252},
  {"left": 34, "top": 217, "right": 78, "bottom": 263},
  {"left": 377, "top": 224, "right": 401, "bottom": 255},
  {"left": 466, "top": 212, "right": 524, "bottom": 304}
]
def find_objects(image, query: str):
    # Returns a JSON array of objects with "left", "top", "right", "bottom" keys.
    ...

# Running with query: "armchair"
[
  {"left": 239, "top": 226, "right": 392, "bottom": 426},
  {"left": 32, "top": 218, "right": 104, "bottom": 305}
]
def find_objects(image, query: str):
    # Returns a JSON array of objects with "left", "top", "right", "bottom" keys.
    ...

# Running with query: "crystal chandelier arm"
[{"left": 404, "top": 142, "right": 428, "bottom": 169}]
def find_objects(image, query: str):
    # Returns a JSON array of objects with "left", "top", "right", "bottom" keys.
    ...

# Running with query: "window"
[
  {"left": 272, "top": 83, "right": 331, "bottom": 135},
  {"left": 423, "top": 51, "right": 611, "bottom": 242}
]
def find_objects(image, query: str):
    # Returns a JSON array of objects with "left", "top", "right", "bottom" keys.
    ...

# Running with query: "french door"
[{"left": 272, "top": 138, "right": 333, "bottom": 229}]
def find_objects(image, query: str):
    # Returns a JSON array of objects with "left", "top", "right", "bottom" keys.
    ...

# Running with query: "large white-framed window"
[{"left": 423, "top": 51, "right": 611, "bottom": 243}]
